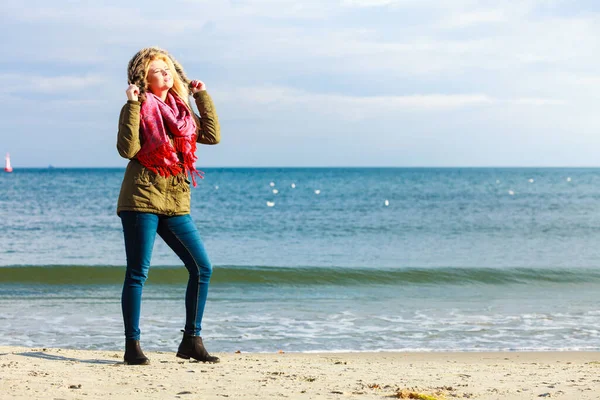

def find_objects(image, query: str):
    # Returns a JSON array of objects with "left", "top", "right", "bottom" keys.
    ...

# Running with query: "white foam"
[{"left": 5, "top": 285, "right": 600, "bottom": 353}]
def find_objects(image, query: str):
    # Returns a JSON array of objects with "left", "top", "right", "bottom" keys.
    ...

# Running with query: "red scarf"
[{"left": 137, "top": 92, "right": 204, "bottom": 186}]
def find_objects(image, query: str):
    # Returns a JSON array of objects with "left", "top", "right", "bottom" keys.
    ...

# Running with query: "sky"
[{"left": 1, "top": 0, "right": 600, "bottom": 167}]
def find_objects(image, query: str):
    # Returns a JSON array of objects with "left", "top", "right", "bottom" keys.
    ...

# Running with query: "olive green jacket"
[{"left": 116, "top": 91, "right": 220, "bottom": 216}]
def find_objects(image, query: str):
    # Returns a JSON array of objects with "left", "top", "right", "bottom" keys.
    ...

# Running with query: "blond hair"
[{"left": 127, "top": 47, "right": 197, "bottom": 115}]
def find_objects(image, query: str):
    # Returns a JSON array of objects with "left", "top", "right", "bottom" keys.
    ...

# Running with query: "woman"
[{"left": 116, "top": 47, "right": 220, "bottom": 365}]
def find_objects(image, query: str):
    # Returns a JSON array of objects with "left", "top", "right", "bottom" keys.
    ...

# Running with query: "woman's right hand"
[{"left": 126, "top": 84, "right": 140, "bottom": 101}]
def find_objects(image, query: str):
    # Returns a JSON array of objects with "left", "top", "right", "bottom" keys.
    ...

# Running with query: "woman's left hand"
[{"left": 190, "top": 80, "right": 206, "bottom": 94}]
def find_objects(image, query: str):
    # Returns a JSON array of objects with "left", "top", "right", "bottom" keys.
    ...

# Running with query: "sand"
[{"left": 1, "top": 347, "right": 600, "bottom": 399}]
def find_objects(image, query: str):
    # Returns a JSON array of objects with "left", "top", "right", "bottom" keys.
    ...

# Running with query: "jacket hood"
[{"left": 127, "top": 47, "right": 191, "bottom": 102}]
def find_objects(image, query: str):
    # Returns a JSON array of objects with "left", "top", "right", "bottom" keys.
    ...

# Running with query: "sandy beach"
[{"left": 1, "top": 347, "right": 599, "bottom": 399}]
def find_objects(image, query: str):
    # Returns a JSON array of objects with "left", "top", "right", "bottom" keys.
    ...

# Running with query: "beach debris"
[
  {"left": 270, "top": 182, "right": 275, "bottom": 187},
  {"left": 68, "top": 384, "right": 82, "bottom": 389},
  {"left": 393, "top": 390, "right": 440, "bottom": 400},
  {"left": 235, "top": 350, "right": 242, "bottom": 354},
  {"left": 291, "top": 183, "right": 296, "bottom": 188},
  {"left": 266, "top": 201, "right": 275, "bottom": 207},
  {"left": 330, "top": 391, "right": 344, "bottom": 394},
  {"left": 384, "top": 199, "right": 389, "bottom": 206},
  {"left": 538, "top": 393, "right": 551, "bottom": 398},
  {"left": 314, "top": 190, "right": 321, "bottom": 195},
  {"left": 272, "top": 189, "right": 278, "bottom": 194},
  {"left": 176, "top": 391, "right": 193, "bottom": 395},
  {"left": 278, "top": 350, "right": 285, "bottom": 354}
]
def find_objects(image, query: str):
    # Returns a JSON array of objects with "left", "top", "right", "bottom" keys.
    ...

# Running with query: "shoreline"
[{"left": 2, "top": 347, "right": 600, "bottom": 399}]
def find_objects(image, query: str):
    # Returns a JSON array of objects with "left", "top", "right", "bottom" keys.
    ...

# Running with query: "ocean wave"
[{"left": 1, "top": 265, "right": 600, "bottom": 286}]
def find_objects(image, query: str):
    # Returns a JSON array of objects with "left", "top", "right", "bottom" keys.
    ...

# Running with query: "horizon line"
[{"left": 6, "top": 165, "right": 600, "bottom": 169}]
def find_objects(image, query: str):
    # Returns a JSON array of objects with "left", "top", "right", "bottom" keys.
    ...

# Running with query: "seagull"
[
  {"left": 508, "top": 190, "right": 515, "bottom": 196},
  {"left": 291, "top": 183, "right": 296, "bottom": 189},
  {"left": 314, "top": 190, "right": 321, "bottom": 195},
  {"left": 215, "top": 185, "right": 219, "bottom": 190},
  {"left": 266, "top": 201, "right": 275, "bottom": 207},
  {"left": 384, "top": 200, "right": 389, "bottom": 206},
  {"left": 567, "top": 177, "right": 572, "bottom": 182},
  {"left": 270, "top": 182, "right": 275, "bottom": 187},
  {"left": 528, "top": 179, "right": 534, "bottom": 183},
  {"left": 272, "top": 189, "right": 279, "bottom": 194}
]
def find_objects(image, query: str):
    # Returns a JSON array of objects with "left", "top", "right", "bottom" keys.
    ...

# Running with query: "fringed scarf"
[{"left": 137, "top": 92, "right": 204, "bottom": 186}]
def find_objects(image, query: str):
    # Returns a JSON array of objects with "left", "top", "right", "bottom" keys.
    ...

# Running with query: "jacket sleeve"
[
  {"left": 193, "top": 91, "right": 220, "bottom": 145},
  {"left": 117, "top": 100, "right": 142, "bottom": 159}
]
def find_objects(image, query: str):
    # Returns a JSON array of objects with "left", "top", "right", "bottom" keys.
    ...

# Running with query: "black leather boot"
[
  {"left": 124, "top": 339, "right": 149, "bottom": 365},
  {"left": 176, "top": 332, "right": 220, "bottom": 363}
]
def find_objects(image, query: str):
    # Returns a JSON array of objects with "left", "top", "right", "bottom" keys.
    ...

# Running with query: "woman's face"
[{"left": 146, "top": 59, "right": 173, "bottom": 94}]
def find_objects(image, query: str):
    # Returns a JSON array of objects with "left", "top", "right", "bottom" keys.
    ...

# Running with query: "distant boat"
[{"left": 4, "top": 153, "right": 13, "bottom": 173}]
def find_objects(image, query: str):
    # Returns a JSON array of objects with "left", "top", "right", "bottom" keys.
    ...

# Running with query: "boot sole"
[
  {"left": 176, "top": 352, "right": 220, "bottom": 363},
  {"left": 123, "top": 359, "right": 150, "bottom": 365}
]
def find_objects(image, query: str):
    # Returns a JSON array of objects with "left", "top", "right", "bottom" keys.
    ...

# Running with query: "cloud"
[
  {"left": 215, "top": 85, "right": 564, "bottom": 123},
  {"left": 440, "top": 10, "right": 507, "bottom": 28},
  {"left": 341, "top": 0, "right": 403, "bottom": 7},
  {"left": 513, "top": 98, "right": 566, "bottom": 106},
  {"left": 0, "top": 74, "right": 106, "bottom": 95},
  {"left": 567, "top": 75, "right": 600, "bottom": 86}
]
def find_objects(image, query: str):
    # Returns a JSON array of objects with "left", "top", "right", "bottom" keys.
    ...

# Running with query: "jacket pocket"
[
  {"left": 172, "top": 175, "right": 190, "bottom": 193},
  {"left": 134, "top": 168, "right": 158, "bottom": 186}
]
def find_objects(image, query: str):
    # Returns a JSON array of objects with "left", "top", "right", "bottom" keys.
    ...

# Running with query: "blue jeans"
[{"left": 119, "top": 211, "right": 213, "bottom": 340}]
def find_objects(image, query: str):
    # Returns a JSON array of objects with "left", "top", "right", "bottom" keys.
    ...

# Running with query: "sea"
[{"left": 2, "top": 167, "right": 600, "bottom": 353}]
